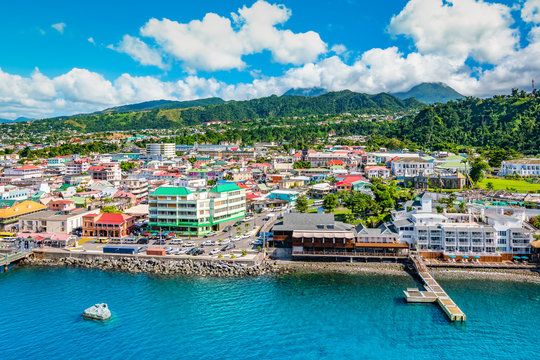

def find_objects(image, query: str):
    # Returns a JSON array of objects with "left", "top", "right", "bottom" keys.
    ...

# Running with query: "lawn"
[
  {"left": 307, "top": 207, "right": 351, "bottom": 215},
  {"left": 478, "top": 178, "right": 540, "bottom": 193}
]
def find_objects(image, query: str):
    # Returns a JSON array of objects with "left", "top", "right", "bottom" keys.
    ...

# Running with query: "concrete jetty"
[{"left": 405, "top": 255, "right": 466, "bottom": 322}]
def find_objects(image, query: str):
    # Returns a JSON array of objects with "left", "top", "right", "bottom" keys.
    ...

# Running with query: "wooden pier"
[
  {"left": 0, "top": 252, "right": 31, "bottom": 270},
  {"left": 405, "top": 255, "right": 466, "bottom": 322}
]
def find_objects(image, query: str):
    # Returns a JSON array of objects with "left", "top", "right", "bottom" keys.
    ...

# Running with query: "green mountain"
[
  {"left": 0, "top": 117, "right": 34, "bottom": 123},
  {"left": 98, "top": 97, "right": 225, "bottom": 113},
  {"left": 283, "top": 87, "right": 328, "bottom": 97},
  {"left": 397, "top": 93, "right": 540, "bottom": 154},
  {"left": 14, "top": 90, "right": 423, "bottom": 133},
  {"left": 393, "top": 82, "right": 465, "bottom": 104}
]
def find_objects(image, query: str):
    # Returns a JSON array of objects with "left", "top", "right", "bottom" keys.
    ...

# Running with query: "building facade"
[
  {"left": 148, "top": 184, "right": 246, "bottom": 236},
  {"left": 498, "top": 159, "right": 540, "bottom": 176},
  {"left": 146, "top": 143, "right": 176, "bottom": 158}
]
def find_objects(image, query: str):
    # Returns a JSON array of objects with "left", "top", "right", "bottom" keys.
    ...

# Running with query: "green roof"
[
  {"left": 58, "top": 183, "right": 74, "bottom": 191},
  {"left": 210, "top": 183, "right": 241, "bottom": 193},
  {"left": 0, "top": 199, "right": 17, "bottom": 207},
  {"left": 151, "top": 186, "right": 192, "bottom": 196},
  {"left": 71, "top": 196, "right": 88, "bottom": 205}
]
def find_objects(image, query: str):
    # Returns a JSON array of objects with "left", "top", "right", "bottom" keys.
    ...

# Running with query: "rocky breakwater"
[{"left": 25, "top": 256, "right": 279, "bottom": 277}]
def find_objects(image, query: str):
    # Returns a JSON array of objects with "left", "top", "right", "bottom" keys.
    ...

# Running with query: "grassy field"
[{"left": 478, "top": 178, "right": 540, "bottom": 193}]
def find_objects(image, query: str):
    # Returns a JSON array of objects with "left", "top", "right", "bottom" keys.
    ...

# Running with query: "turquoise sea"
[{"left": 1, "top": 267, "right": 539, "bottom": 360}]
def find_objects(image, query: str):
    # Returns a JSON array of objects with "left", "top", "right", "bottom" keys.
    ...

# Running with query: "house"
[
  {"left": 309, "top": 183, "right": 333, "bottom": 199},
  {"left": 4, "top": 165, "right": 43, "bottom": 180},
  {"left": 82, "top": 213, "right": 135, "bottom": 238},
  {"left": 498, "top": 158, "right": 540, "bottom": 177},
  {"left": 88, "top": 163, "right": 121, "bottom": 182},
  {"left": 267, "top": 190, "right": 299, "bottom": 202},
  {"left": 364, "top": 166, "right": 391, "bottom": 179},
  {"left": 391, "top": 157, "right": 434, "bottom": 177}
]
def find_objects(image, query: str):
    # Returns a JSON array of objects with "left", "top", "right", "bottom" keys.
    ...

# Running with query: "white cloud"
[
  {"left": 51, "top": 22, "right": 66, "bottom": 34},
  {"left": 330, "top": 44, "right": 347, "bottom": 55},
  {"left": 137, "top": 0, "right": 326, "bottom": 71},
  {"left": 522, "top": 0, "right": 540, "bottom": 23},
  {"left": 88, "top": 37, "right": 95, "bottom": 44},
  {"left": 388, "top": 0, "right": 518, "bottom": 63},
  {"left": 109, "top": 35, "right": 166, "bottom": 69}
]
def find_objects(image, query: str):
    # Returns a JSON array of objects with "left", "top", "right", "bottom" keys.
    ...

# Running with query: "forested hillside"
[
  {"left": 6, "top": 90, "right": 421, "bottom": 132},
  {"left": 397, "top": 91, "right": 540, "bottom": 154}
]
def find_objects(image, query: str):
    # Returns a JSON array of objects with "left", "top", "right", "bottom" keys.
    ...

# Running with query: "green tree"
[
  {"left": 469, "top": 158, "right": 492, "bottom": 183},
  {"left": 101, "top": 206, "right": 122, "bottom": 213},
  {"left": 293, "top": 161, "right": 311, "bottom": 169},
  {"left": 295, "top": 195, "right": 309, "bottom": 213},
  {"left": 322, "top": 193, "right": 339, "bottom": 213},
  {"left": 486, "top": 181, "right": 494, "bottom": 191}
]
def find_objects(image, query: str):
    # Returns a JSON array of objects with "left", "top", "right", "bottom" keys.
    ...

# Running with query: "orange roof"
[
  {"left": 16, "top": 165, "right": 41, "bottom": 170},
  {"left": 0, "top": 200, "right": 46, "bottom": 219}
]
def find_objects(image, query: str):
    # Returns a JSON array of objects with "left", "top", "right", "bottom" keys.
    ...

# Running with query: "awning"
[{"left": 354, "top": 242, "right": 409, "bottom": 248}]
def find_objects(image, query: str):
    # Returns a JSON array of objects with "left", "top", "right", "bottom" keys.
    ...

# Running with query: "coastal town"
[{"left": 0, "top": 135, "right": 538, "bottom": 277}]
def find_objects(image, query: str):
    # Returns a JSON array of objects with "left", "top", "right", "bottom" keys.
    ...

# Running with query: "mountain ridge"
[{"left": 392, "top": 82, "right": 465, "bottom": 104}]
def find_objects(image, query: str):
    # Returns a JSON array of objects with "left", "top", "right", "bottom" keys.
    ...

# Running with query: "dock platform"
[{"left": 406, "top": 255, "right": 466, "bottom": 322}]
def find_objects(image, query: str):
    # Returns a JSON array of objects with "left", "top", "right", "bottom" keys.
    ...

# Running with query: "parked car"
[
  {"left": 220, "top": 239, "right": 231, "bottom": 245},
  {"left": 170, "top": 239, "right": 183, "bottom": 245},
  {"left": 223, "top": 225, "right": 232, "bottom": 232},
  {"left": 241, "top": 234, "right": 251, "bottom": 239},
  {"left": 202, "top": 240, "right": 215, "bottom": 246},
  {"left": 184, "top": 241, "right": 196, "bottom": 247},
  {"left": 209, "top": 248, "right": 221, "bottom": 255},
  {"left": 137, "top": 238, "right": 149, "bottom": 244},
  {"left": 204, "top": 232, "right": 216, "bottom": 238},
  {"left": 231, "top": 236, "right": 242, "bottom": 242},
  {"left": 234, "top": 220, "right": 243, "bottom": 226},
  {"left": 187, "top": 247, "right": 204, "bottom": 256},
  {"left": 221, "top": 243, "right": 235, "bottom": 252},
  {"left": 251, "top": 240, "right": 263, "bottom": 246},
  {"left": 178, "top": 248, "right": 188, "bottom": 254}
]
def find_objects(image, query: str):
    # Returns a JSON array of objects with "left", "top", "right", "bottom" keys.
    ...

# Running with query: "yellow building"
[{"left": 0, "top": 200, "right": 47, "bottom": 231}]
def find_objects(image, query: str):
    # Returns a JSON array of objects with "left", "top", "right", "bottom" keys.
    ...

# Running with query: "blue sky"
[{"left": 0, "top": 0, "right": 539, "bottom": 119}]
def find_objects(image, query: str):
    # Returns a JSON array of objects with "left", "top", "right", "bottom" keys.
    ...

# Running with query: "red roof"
[
  {"left": 328, "top": 160, "right": 344, "bottom": 165},
  {"left": 84, "top": 213, "right": 133, "bottom": 225},
  {"left": 16, "top": 165, "right": 41, "bottom": 170}
]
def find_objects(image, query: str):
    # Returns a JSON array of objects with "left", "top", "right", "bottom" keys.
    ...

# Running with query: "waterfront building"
[
  {"left": 498, "top": 158, "right": 540, "bottom": 176},
  {"left": 82, "top": 213, "right": 135, "bottom": 238},
  {"left": 148, "top": 184, "right": 246, "bottom": 236},
  {"left": 271, "top": 213, "right": 407, "bottom": 258},
  {"left": 391, "top": 194, "right": 535, "bottom": 256},
  {"left": 19, "top": 207, "right": 99, "bottom": 234},
  {"left": 0, "top": 200, "right": 47, "bottom": 231}
]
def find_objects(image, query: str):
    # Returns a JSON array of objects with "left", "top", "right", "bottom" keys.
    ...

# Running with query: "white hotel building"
[{"left": 391, "top": 194, "right": 534, "bottom": 255}]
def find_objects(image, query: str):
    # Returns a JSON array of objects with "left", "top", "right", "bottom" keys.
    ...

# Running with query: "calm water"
[{"left": 1, "top": 267, "right": 539, "bottom": 360}]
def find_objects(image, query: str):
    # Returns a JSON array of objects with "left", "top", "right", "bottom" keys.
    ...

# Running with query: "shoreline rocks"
[
  {"left": 21, "top": 256, "right": 540, "bottom": 283},
  {"left": 24, "top": 256, "right": 279, "bottom": 277}
]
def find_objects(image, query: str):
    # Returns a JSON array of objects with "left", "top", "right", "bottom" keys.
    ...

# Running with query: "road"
[{"left": 75, "top": 210, "right": 280, "bottom": 258}]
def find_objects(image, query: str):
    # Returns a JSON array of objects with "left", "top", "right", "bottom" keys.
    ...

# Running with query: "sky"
[{"left": 1, "top": 0, "right": 540, "bottom": 119}]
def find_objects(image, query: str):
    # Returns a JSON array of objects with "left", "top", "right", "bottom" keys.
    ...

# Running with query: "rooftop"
[{"left": 151, "top": 186, "right": 192, "bottom": 196}]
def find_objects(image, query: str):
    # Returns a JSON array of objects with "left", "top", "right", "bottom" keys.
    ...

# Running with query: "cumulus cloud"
[
  {"left": 109, "top": 35, "right": 166, "bottom": 69},
  {"left": 88, "top": 37, "right": 95, "bottom": 44},
  {"left": 388, "top": 0, "right": 518, "bottom": 63},
  {"left": 51, "top": 22, "right": 66, "bottom": 34},
  {"left": 522, "top": 0, "right": 540, "bottom": 23},
  {"left": 137, "top": 0, "right": 327, "bottom": 71}
]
